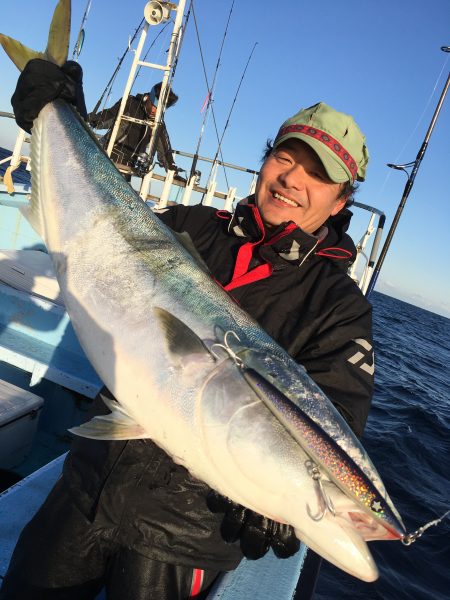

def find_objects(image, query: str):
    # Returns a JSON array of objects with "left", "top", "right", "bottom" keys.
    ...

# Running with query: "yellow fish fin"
[
  {"left": 0, "top": 0, "right": 71, "bottom": 70},
  {"left": 0, "top": 35, "right": 45, "bottom": 71},
  {"left": 46, "top": 0, "right": 71, "bottom": 66}
]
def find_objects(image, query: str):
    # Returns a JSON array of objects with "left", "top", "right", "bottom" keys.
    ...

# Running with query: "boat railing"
[
  {"left": 0, "top": 113, "right": 30, "bottom": 195},
  {"left": 349, "top": 202, "right": 386, "bottom": 295},
  {"left": 142, "top": 149, "right": 258, "bottom": 210}
]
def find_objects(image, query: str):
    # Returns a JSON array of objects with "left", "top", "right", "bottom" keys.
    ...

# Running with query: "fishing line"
[
  {"left": 401, "top": 509, "right": 450, "bottom": 546},
  {"left": 90, "top": 18, "right": 145, "bottom": 117},
  {"left": 190, "top": 0, "right": 232, "bottom": 188},
  {"left": 91, "top": 21, "right": 171, "bottom": 125},
  {"left": 206, "top": 41, "right": 258, "bottom": 190},
  {"left": 134, "top": 24, "right": 171, "bottom": 79},
  {"left": 373, "top": 53, "right": 450, "bottom": 206},
  {"left": 190, "top": 0, "right": 235, "bottom": 184},
  {"left": 367, "top": 60, "right": 450, "bottom": 296}
]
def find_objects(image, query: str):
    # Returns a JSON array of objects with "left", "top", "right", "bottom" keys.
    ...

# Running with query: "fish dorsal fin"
[
  {"left": 172, "top": 231, "right": 210, "bottom": 274},
  {"left": 0, "top": 0, "right": 70, "bottom": 70},
  {"left": 69, "top": 409, "right": 147, "bottom": 440},
  {"left": 154, "top": 307, "right": 213, "bottom": 367}
]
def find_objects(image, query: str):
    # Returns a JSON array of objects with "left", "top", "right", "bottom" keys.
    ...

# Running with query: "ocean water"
[{"left": 315, "top": 291, "right": 450, "bottom": 600}]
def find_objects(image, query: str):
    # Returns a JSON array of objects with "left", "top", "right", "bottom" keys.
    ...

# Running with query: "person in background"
[
  {"left": 1, "top": 60, "right": 374, "bottom": 600},
  {"left": 88, "top": 81, "right": 179, "bottom": 176}
]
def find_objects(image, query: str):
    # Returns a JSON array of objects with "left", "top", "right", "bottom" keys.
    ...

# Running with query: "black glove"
[
  {"left": 207, "top": 490, "right": 300, "bottom": 560},
  {"left": 11, "top": 58, "right": 88, "bottom": 133}
]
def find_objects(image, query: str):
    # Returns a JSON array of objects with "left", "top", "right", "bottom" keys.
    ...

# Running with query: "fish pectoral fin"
[
  {"left": 154, "top": 307, "right": 214, "bottom": 367},
  {"left": 172, "top": 231, "right": 210, "bottom": 274},
  {"left": 45, "top": 0, "right": 71, "bottom": 66},
  {"left": 69, "top": 410, "right": 147, "bottom": 440}
]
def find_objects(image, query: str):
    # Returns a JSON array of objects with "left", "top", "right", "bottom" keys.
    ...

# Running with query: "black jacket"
[
  {"left": 63, "top": 200, "right": 374, "bottom": 570},
  {"left": 88, "top": 94, "right": 175, "bottom": 171}
]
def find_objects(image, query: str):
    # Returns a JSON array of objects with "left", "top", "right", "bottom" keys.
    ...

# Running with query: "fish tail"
[{"left": 0, "top": 0, "right": 71, "bottom": 71}]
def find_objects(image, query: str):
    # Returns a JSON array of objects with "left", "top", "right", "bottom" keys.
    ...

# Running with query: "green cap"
[{"left": 273, "top": 102, "right": 369, "bottom": 183}]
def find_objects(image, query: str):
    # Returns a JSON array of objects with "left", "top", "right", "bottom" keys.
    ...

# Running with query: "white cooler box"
[{"left": 0, "top": 380, "right": 44, "bottom": 469}]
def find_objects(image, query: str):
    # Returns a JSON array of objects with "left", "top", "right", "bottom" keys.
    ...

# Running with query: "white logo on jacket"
[{"left": 347, "top": 338, "right": 374, "bottom": 375}]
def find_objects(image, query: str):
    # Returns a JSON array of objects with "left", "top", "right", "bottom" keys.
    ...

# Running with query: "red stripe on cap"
[
  {"left": 276, "top": 124, "right": 357, "bottom": 180},
  {"left": 189, "top": 568, "right": 204, "bottom": 597}
]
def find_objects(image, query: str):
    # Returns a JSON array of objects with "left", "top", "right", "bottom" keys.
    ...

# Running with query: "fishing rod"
[
  {"left": 90, "top": 18, "right": 145, "bottom": 116},
  {"left": 72, "top": 0, "right": 93, "bottom": 60},
  {"left": 189, "top": 0, "right": 235, "bottom": 182},
  {"left": 205, "top": 41, "right": 258, "bottom": 191},
  {"left": 366, "top": 47, "right": 450, "bottom": 298}
]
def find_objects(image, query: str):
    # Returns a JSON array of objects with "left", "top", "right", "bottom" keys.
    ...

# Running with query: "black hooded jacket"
[
  {"left": 88, "top": 94, "right": 175, "bottom": 171},
  {"left": 62, "top": 199, "right": 374, "bottom": 571}
]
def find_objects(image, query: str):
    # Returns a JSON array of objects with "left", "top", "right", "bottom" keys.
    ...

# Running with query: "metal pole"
[
  {"left": 140, "top": 0, "right": 187, "bottom": 200},
  {"left": 105, "top": 24, "right": 149, "bottom": 157},
  {"left": 366, "top": 58, "right": 450, "bottom": 298}
]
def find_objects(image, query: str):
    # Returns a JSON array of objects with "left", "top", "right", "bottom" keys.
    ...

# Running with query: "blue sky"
[{"left": 1, "top": 0, "right": 449, "bottom": 317}]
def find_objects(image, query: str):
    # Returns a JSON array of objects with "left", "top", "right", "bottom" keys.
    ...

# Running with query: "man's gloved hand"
[
  {"left": 207, "top": 490, "right": 300, "bottom": 560},
  {"left": 11, "top": 58, "right": 88, "bottom": 133}
]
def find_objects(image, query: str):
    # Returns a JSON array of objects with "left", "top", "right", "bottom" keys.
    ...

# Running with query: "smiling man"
[
  {"left": 256, "top": 139, "right": 347, "bottom": 232},
  {"left": 256, "top": 102, "right": 368, "bottom": 235},
  {"left": 2, "top": 84, "right": 374, "bottom": 599}
]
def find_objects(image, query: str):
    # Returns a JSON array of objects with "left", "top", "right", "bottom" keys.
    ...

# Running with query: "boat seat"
[
  {"left": 0, "top": 249, "right": 62, "bottom": 305},
  {"left": 0, "top": 281, "right": 102, "bottom": 397},
  {"left": 0, "top": 454, "right": 307, "bottom": 599}
]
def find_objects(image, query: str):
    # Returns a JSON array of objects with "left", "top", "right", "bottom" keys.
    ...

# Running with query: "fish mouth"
[{"left": 345, "top": 510, "right": 402, "bottom": 542}]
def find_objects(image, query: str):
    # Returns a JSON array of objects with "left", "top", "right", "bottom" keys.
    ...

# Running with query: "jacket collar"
[{"left": 228, "top": 195, "right": 356, "bottom": 269}]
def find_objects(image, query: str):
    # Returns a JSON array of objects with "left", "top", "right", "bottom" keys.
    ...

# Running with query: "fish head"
[{"left": 238, "top": 347, "right": 405, "bottom": 539}]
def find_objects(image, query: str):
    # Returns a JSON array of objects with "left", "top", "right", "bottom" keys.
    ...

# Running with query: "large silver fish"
[{"left": 1, "top": 0, "right": 405, "bottom": 582}]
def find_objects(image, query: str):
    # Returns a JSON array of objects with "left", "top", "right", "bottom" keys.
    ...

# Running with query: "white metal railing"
[
  {"left": 348, "top": 202, "right": 386, "bottom": 295},
  {"left": 101, "top": 0, "right": 187, "bottom": 204},
  {"left": 0, "top": 113, "right": 30, "bottom": 194}
]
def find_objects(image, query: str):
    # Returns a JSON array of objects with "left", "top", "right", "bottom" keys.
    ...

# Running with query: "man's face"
[
  {"left": 144, "top": 98, "right": 157, "bottom": 117},
  {"left": 255, "top": 139, "right": 347, "bottom": 234}
]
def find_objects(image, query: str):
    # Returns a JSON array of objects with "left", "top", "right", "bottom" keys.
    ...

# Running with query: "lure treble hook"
[
  {"left": 305, "top": 459, "right": 335, "bottom": 521},
  {"left": 210, "top": 330, "right": 243, "bottom": 367}
]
